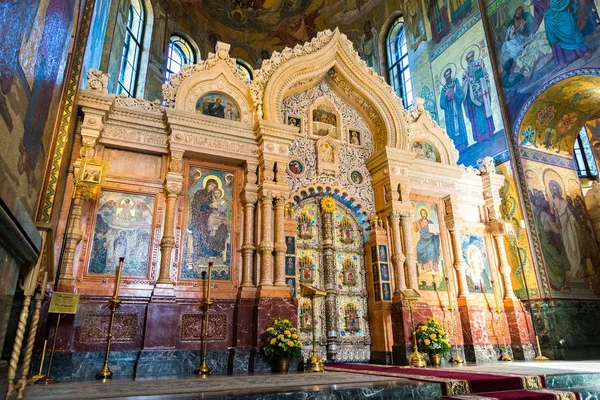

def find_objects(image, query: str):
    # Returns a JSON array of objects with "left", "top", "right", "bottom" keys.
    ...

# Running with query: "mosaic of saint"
[
  {"left": 489, "top": 0, "right": 600, "bottom": 121},
  {"left": 181, "top": 166, "right": 234, "bottom": 279},
  {"left": 412, "top": 201, "right": 444, "bottom": 290},
  {"left": 89, "top": 192, "right": 154, "bottom": 277},
  {"left": 460, "top": 235, "right": 493, "bottom": 293},
  {"left": 196, "top": 92, "right": 240, "bottom": 121},
  {"left": 525, "top": 162, "right": 600, "bottom": 296},
  {"left": 497, "top": 162, "right": 539, "bottom": 298},
  {"left": 411, "top": 141, "right": 438, "bottom": 161},
  {"left": 312, "top": 108, "right": 337, "bottom": 137}
]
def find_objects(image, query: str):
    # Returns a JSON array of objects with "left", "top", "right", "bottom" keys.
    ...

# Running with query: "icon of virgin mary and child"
[{"left": 190, "top": 178, "right": 231, "bottom": 261}]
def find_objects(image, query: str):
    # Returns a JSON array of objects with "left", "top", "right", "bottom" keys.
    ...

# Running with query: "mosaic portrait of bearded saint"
[
  {"left": 462, "top": 50, "right": 495, "bottom": 142},
  {"left": 190, "top": 178, "right": 229, "bottom": 261},
  {"left": 440, "top": 67, "right": 468, "bottom": 151}
]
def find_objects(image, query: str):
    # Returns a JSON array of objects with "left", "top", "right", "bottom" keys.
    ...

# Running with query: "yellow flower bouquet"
[
  {"left": 264, "top": 318, "right": 303, "bottom": 360},
  {"left": 416, "top": 317, "right": 451, "bottom": 356}
]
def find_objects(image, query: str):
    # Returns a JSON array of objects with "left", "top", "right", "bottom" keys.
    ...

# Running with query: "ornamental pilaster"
[
  {"left": 399, "top": 210, "right": 418, "bottom": 290},
  {"left": 443, "top": 196, "right": 470, "bottom": 298},
  {"left": 273, "top": 196, "right": 288, "bottom": 287},
  {"left": 241, "top": 161, "right": 259, "bottom": 287},
  {"left": 156, "top": 149, "right": 184, "bottom": 290},
  {"left": 258, "top": 192, "right": 274, "bottom": 287},
  {"left": 389, "top": 211, "right": 407, "bottom": 294}
]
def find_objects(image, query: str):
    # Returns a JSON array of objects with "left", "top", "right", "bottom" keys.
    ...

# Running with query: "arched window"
[
  {"left": 574, "top": 127, "right": 598, "bottom": 179},
  {"left": 117, "top": 0, "right": 145, "bottom": 96},
  {"left": 386, "top": 18, "right": 413, "bottom": 107},
  {"left": 165, "top": 35, "right": 196, "bottom": 82},
  {"left": 236, "top": 59, "right": 253, "bottom": 82}
]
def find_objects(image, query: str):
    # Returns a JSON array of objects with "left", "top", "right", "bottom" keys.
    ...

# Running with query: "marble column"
[
  {"left": 273, "top": 196, "right": 287, "bottom": 287},
  {"left": 259, "top": 193, "right": 274, "bottom": 287},
  {"left": 400, "top": 212, "right": 417, "bottom": 290},
  {"left": 389, "top": 212, "right": 407, "bottom": 293},
  {"left": 448, "top": 225, "right": 470, "bottom": 297},
  {"left": 156, "top": 181, "right": 181, "bottom": 285},
  {"left": 493, "top": 234, "right": 517, "bottom": 299},
  {"left": 241, "top": 192, "right": 257, "bottom": 287},
  {"left": 155, "top": 150, "right": 184, "bottom": 293}
]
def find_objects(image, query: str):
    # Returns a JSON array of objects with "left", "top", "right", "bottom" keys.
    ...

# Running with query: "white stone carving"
[{"left": 86, "top": 68, "right": 109, "bottom": 94}]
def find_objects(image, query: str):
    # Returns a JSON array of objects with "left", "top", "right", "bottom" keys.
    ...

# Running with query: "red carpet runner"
[{"left": 326, "top": 363, "right": 580, "bottom": 399}]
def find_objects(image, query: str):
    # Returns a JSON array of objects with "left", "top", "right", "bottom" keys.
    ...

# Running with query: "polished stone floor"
[{"left": 20, "top": 361, "right": 600, "bottom": 400}]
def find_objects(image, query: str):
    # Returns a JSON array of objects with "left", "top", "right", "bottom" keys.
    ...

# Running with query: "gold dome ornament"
[{"left": 320, "top": 196, "right": 336, "bottom": 213}]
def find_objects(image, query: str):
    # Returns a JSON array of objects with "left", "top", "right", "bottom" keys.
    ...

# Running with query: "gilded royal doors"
[{"left": 293, "top": 197, "right": 370, "bottom": 362}]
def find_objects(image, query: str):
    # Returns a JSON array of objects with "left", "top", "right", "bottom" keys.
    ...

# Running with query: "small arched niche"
[
  {"left": 308, "top": 97, "right": 342, "bottom": 141},
  {"left": 410, "top": 139, "right": 440, "bottom": 162}
]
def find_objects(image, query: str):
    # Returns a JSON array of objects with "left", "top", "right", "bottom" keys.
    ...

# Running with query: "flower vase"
[
  {"left": 272, "top": 358, "right": 290, "bottom": 373},
  {"left": 429, "top": 353, "right": 442, "bottom": 367}
]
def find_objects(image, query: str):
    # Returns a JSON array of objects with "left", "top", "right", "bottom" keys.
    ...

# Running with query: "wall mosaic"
[
  {"left": 487, "top": 0, "right": 600, "bottom": 123},
  {"left": 460, "top": 234, "right": 493, "bottom": 293},
  {"left": 517, "top": 75, "right": 600, "bottom": 157},
  {"left": 523, "top": 159, "right": 600, "bottom": 298},
  {"left": 430, "top": 21, "right": 506, "bottom": 164},
  {"left": 496, "top": 162, "right": 540, "bottom": 298},
  {"left": 0, "top": 0, "right": 78, "bottom": 219},
  {"left": 88, "top": 191, "right": 155, "bottom": 277},
  {"left": 411, "top": 200, "right": 447, "bottom": 291},
  {"left": 196, "top": 92, "right": 241, "bottom": 121},
  {"left": 283, "top": 81, "right": 374, "bottom": 212},
  {"left": 181, "top": 165, "right": 235, "bottom": 280}
]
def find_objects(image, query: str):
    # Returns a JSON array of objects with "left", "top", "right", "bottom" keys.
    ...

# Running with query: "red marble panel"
[
  {"left": 255, "top": 297, "right": 297, "bottom": 347},
  {"left": 458, "top": 304, "right": 511, "bottom": 346},
  {"left": 504, "top": 302, "right": 534, "bottom": 345},
  {"left": 390, "top": 302, "right": 433, "bottom": 347}
]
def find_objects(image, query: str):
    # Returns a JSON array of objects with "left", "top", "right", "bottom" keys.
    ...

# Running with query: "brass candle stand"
[
  {"left": 513, "top": 224, "right": 548, "bottom": 361},
  {"left": 300, "top": 283, "right": 326, "bottom": 373},
  {"left": 443, "top": 277, "right": 464, "bottom": 364},
  {"left": 488, "top": 277, "right": 512, "bottom": 362},
  {"left": 401, "top": 289, "right": 427, "bottom": 368},
  {"left": 96, "top": 257, "right": 124, "bottom": 380},
  {"left": 35, "top": 315, "right": 62, "bottom": 384},
  {"left": 196, "top": 262, "right": 214, "bottom": 376}
]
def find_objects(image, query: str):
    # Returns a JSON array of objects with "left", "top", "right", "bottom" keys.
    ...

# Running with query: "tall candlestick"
[
  {"left": 206, "top": 262, "right": 213, "bottom": 300},
  {"left": 445, "top": 276, "right": 464, "bottom": 363},
  {"left": 112, "top": 258, "right": 124, "bottom": 299},
  {"left": 96, "top": 257, "right": 124, "bottom": 379},
  {"left": 197, "top": 261, "right": 214, "bottom": 376}
]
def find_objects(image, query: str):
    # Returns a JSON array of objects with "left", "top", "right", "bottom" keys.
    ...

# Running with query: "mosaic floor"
[{"left": 20, "top": 361, "right": 600, "bottom": 400}]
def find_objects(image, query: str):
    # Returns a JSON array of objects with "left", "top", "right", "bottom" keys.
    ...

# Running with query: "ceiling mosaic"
[{"left": 518, "top": 75, "right": 600, "bottom": 157}]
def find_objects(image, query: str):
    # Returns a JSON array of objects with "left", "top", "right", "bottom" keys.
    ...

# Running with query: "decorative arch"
[
  {"left": 407, "top": 99, "right": 458, "bottom": 165},
  {"left": 516, "top": 71, "right": 600, "bottom": 157},
  {"left": 308, "top": 97, "right": 342, "bottom": 140},
  {"left": 252, "top": 29, "right": 411, "bottom": 152},
  {"left": 163, "top": 42, "right": 253, "bottom": 124},
  {"left": 289, "top": 184, "right": 369, "bottom": 224}
]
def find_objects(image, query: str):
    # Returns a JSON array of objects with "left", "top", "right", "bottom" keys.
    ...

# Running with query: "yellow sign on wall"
[{"left": 48, "top": 292, "right": 80, "bottom": 314}]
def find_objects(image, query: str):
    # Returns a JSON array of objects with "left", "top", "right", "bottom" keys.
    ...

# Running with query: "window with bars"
[
  {"left": 386, "top": 18, "right": 413, "bottom": 108},
  {"left": 574, "top": 127, "right": 598, "bottom": 179},
  {"left": 117, "top": 0, "right": 145, "bottom": 97},
  {"left": 165, "top": 35, "right": 196, "bottom": 83}
]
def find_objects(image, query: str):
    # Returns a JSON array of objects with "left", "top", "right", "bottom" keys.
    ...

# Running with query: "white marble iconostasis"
[{"left": 52, "top": 30, "right": 529, "bottom": 368}]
